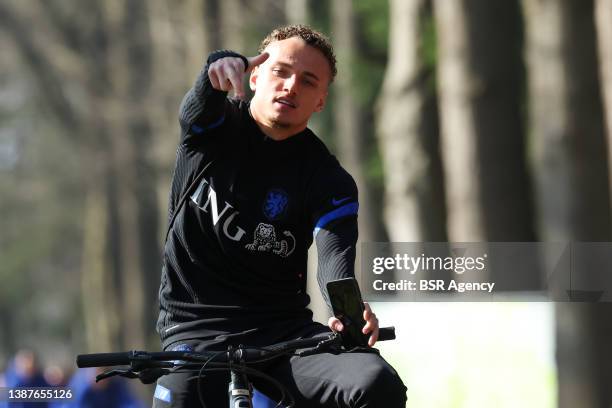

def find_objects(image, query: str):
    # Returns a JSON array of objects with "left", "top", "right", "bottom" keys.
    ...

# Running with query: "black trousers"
[{"left": 152, "top": 326, "right": 407, "bottom": 407}]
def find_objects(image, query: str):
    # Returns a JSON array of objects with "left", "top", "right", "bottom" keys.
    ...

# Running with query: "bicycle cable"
[{"left": 196, "top": 350, "right": 225, "bottom": 408}]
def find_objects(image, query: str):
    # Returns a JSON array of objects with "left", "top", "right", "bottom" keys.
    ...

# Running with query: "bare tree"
[
  {"left": 81, "top": 174, "right": 120, "bottom": 352},
  {"left": 331, "top": 0, "right": 387, "bottom": 245},
  {"left": 524, "top": 0, "right": 612, "bottom": 406},
  {"left": 376, "top": 0, "right": 446, "bottom": 242},
  {"left": 116, "top": 0, "right": 159, "bottom": 349},
  {"left": 0, "top": 1, "right": 118, "bottom": 352},
  {"left": 433, "top": 0, "right": 534, "bottom": 243},
  {"left": 595, "top": 0, "right": 612, "bottom": 209},
  {"left": 0, "top": 0, "right": 163, "bottom": 351}
]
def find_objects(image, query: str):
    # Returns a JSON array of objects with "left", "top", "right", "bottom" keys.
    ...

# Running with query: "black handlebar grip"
[
  {"left": 378, "top": 326, "right": 396, "bottom": 341},
  {"left": 76, "top": 352, "right": 131, "bottom": 368}
]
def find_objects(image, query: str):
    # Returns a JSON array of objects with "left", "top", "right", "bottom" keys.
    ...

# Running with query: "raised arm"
[{"left": 178, "top": 51, "right": 268, "bottom": 136}]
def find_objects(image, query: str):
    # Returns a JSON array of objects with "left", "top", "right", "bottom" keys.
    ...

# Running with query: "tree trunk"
[
  {"left": 203, "top": 0, "right": 222, "bottom": 52},
  {"left": 96, "top": 0, "right": 162, "bottom": 350},
  {"left": 434, "top": 0, "right": 534, "bottom": 243},
  {"left": 524, "top": 0, "right": 610, "bottom": 243},
  {"left": 331, "top": 0, "right": 386, "bottom": 245},
  {"left": 376, "top": 0, "right": 446, "bottom": 242},
  {"left": 523, "top": 0, "right": 612, "bottom": 406},
  {"left": 595, "top": 0, "right": 612, "bottom": 208},
  {"left": 81, "top": 155, "right": 120, "bottom": 353}
]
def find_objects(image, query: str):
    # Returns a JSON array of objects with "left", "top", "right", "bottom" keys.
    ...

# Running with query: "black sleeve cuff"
[
  {"left": 178, "top": 50, "right": 247, "bottom": 134},
  {"left": 207, "top": 50, "right": 249, "bottom": 72}
]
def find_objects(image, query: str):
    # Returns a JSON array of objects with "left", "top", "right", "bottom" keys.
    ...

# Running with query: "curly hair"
[{"left": 258, "top": 24, "right": 337, "bottom": 82}]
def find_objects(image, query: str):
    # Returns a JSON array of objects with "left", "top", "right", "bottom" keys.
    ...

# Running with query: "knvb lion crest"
[
  {"left": 245, "top": 223, "right": 296, "bottom": 258},
  {"left": 263, "top": 189, "right": 289, "bottom": 221}
]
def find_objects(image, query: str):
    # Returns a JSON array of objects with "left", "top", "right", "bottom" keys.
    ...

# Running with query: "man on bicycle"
[{"left": 154, "top": 24, "right": 407, "bottom": 407}]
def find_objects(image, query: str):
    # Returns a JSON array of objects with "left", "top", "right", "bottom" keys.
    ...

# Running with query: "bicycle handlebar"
[
  {"left": 76, "top": 326, "right": 396, "bottom": 408},
  {"left": 77, "top": 352, "right": 132, "bottom": 368},
  {"left": 76, "top": 326, "right": 396, "bottom": 369},
  {"left": 76, "top": 350, "right": 217, "bottom": 368}
]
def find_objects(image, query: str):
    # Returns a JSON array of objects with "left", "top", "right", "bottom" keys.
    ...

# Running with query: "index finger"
[{"left": 246, "top": 52, "right": 269, "bottom": 71}]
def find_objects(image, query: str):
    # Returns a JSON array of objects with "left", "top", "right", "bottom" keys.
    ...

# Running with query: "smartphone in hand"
[{"left": 326, "top": 277, "right": 369, "bottom": 347}]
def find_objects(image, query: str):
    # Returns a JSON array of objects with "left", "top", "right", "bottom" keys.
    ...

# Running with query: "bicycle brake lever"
[{"left": 96, "top": 369, "right": 139, "bottom": 382}]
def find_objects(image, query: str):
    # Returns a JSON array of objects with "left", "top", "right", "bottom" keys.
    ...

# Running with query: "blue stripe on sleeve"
[
  {"left": 191, "top": 114, "right": 225, "bottom": 134},
  {"left": 313, "top": 202, "right": 359, "bottom": 237}
]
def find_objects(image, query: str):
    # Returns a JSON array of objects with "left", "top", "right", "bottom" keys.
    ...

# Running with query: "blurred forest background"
[{"left": 1, "top": 0, "right": 612, "bottom": 407}]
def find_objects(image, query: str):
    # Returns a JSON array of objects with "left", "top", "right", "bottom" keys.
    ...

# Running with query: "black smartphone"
[{"left": 326, "top": 277, "right": 369, "bottom": 347}]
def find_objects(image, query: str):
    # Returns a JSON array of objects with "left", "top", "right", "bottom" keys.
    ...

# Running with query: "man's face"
[{"left": 249, "top": 37, "right": 330, "bottom": 136}]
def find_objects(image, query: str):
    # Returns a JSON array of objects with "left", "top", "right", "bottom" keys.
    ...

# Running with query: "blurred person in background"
[
  {"left": 42, "top": 365, "right": 66, "bottom": 387},
  {"left": 1, "top": 349, "right": 50, "bottom": 408},
  {"left": 50, "top": 367, "right": 144, "bottom": 408}
]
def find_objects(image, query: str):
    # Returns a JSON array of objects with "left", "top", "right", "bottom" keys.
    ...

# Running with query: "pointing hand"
[{"left": 208, "top": 52, "right": 269, "bottom": 99}]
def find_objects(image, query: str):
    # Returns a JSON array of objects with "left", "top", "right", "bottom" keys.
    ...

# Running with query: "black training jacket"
[{"left": 157, "top": 50, "right": 359, "bottom": 349}]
